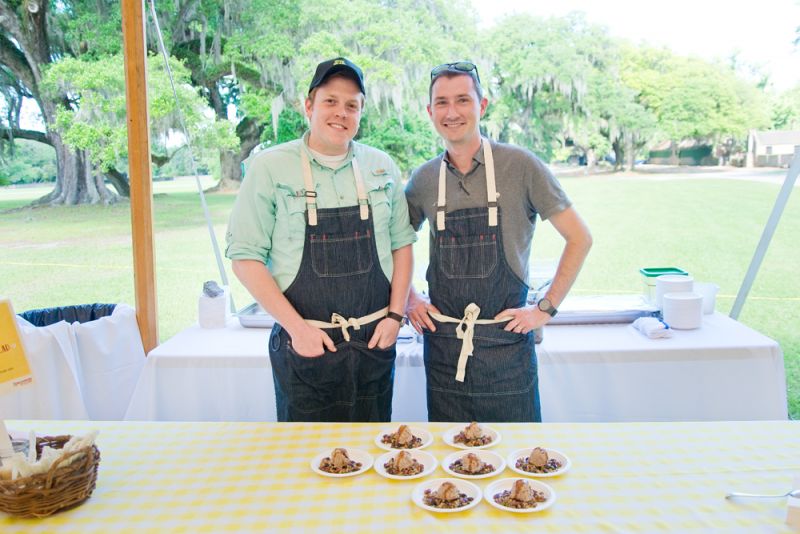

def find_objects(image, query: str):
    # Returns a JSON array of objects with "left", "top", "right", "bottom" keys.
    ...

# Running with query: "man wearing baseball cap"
[
  {"left": 405, "top": 61, "right": 592, "bottom": 422},
  {"left": 226, "top": 57, "right": 416, "bottom": 422}
]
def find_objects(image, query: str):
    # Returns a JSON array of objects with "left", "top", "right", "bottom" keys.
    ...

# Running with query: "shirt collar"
[
  {"left": 301, "top": 130, "right": 355, "bottom": 169},
  {"left": 442, "top": 137, "right": 486, "bottom": 173}
]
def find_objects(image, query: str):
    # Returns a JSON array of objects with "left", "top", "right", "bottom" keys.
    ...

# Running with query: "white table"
[
  {"left": 124, "top": 313, "right": 787, "bottom": 422},
  {"left": 536, "top": 312, "right": 787, "bottom": 422},
  {"left": 124, "top": 318, "right": 427, "bottom": 422}
]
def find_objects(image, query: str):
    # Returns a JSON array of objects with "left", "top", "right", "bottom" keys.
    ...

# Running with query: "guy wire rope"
[{"left": 147, "top": 0, "right": 235, "bottom": 313}]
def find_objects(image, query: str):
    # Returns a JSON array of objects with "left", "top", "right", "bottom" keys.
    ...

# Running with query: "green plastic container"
[{"left": 640, "top": 267, "right": 689, "bottom": 304}]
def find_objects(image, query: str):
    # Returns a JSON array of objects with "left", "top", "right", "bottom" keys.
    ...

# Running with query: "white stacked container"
[
  {"left": 655, "top": 275, "right": 694, "bottom": 310},
  {"left": 662, "top": 292, "right": 703, "bottom": 329}
]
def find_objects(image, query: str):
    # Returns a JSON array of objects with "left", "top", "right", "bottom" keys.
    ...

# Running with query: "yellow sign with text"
[{"left": 0, "top": 297, "right": 33, "bottom": 394}]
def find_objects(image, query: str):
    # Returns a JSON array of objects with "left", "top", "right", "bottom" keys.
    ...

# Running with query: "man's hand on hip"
[
  {"left": 405, "top": 291, "right": 440, "bottom": 334},
  {"left": 495, "top": 305, "right": 550, "bottom": 334}
]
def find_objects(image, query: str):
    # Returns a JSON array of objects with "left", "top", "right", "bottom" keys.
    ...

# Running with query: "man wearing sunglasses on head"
[
  {"left": 226, "top": 58, "right": 416, "bottom": 422},
  {"left": 405, "top": 61, "right": 592, "bottom": 422}
]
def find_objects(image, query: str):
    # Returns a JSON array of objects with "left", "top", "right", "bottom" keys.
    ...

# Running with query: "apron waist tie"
[
  {"left": 428, "top": 303, "right": 512, "bottom": 382},
  {"left": 306, "top": 307, "right": 389, "bottom": 342}
]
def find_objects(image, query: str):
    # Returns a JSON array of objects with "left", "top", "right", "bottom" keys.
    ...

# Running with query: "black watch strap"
[{"left": 386, "top": 311, "right": 405, "bottom": 324}]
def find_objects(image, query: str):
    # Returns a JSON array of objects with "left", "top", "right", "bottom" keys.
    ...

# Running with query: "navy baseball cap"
[{"left": 308, "top": 57, "right": 366, "bottom": 95}]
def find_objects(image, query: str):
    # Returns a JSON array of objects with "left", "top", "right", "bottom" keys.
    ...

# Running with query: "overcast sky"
[{"left": 472, "top": 0, "right": 800, "bottom": 91}]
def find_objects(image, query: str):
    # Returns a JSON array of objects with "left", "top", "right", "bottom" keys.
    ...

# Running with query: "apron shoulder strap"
[
  {"left": 351, "top": 156, "right": 369, "bottom": 221},
  {"left": 436, "top": 139, "right": 499, "bottom": 232},
  {"left": 300, "top": 149, "right": 318, "bottom": 226},
  {"left": 436, "top": 158, "right": 447, "bottom": 231},
  {"left": 483, "top": 138, "right": 498, "bottom": 227}
]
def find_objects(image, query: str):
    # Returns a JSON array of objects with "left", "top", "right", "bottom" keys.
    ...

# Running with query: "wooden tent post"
[{"left": 121, "top": 0, "right": 158, "bottom": 352}]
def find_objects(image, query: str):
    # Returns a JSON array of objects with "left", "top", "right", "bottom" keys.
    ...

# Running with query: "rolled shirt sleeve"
[
  {"left": 225, "top": 154, "right": 276, "bottom": 264},
  {"left": 387, "top": 160, "right": 417, "bottom": 251}
]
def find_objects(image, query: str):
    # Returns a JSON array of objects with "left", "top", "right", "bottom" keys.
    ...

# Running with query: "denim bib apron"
[
  {"left": 268, "top": 149, "right": 395, "bottom": 422},
  {"left": 424, "top": 139, "right": 541, "bottom": 422}
]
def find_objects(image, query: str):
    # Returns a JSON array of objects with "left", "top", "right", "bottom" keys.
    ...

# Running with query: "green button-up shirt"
[{"left": 225, "top": 135, "right": 417, "bottom": 291}]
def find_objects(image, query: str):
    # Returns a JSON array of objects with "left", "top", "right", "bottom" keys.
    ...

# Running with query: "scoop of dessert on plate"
[
  {"left": 485, "top": 478, "right": 556, "bottom": 513},
  {"left": 442, "top": 450, "right": 505, "bottom": 479},
  {"left": 411, "top": 478, "right": 482, "bottom": 512},
  {"left": 442, "top": 422, "right": 501, "bottom": 449},
  {"left": 311, "top": 447, "right": 373, "bottom": 477},
  {"left": 375, "top": 449, "right": 437, "bottom": 480},
  {"left": 508, "top": 446, "right": 571, "bottom": 477},
  {"left": 375, "top": 424, "right": 432, "bottom": 450}
]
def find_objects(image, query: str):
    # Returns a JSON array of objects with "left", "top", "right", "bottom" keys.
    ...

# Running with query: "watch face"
[{"left": 538, "top": 298, "right": 557, "bottom": 317}]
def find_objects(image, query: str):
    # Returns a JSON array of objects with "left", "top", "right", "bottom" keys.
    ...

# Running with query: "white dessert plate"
[
  {"left": 442, "top": 424, "right": 501, "bottom": 449},
  {"left": 441, "top": 449, "right": 506, "bottom": 479},
  {"left": 411, "top": 478, "right": 482, "bottom": 513},
  {"left": 484, "top": 478, "right": 556, "bottom": 513},
  {"left": 374, "top": 450, "right": 438, "bottom": 480},
  {"left": 507, "top": 447, "right": 571, "bottom": 477},
  {"left": 310, "top": 448, "right": 373, "bottom": 478},
  {"left": 374, "top": 426, "right": 433, "bottom": 451}
]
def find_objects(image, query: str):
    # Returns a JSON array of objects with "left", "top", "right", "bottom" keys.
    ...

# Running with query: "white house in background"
[{"left": 747, "top": 130, "right": 800, "bottom": 168}]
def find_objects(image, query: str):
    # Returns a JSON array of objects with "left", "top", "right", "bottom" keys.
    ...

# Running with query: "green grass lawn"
[{"left": 1, "top": 170, "right": 798, "bottom": 418}]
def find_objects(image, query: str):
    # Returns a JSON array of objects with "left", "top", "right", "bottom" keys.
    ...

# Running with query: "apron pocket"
[
  {"left": 424, "top": 322, "right": 534, "bottom": 393},
  {"left": 438, "top": 233, "right": 498, "bottom": 279},
  {"left": 310, "top": 231, "right": 374, "bottom": 277},
  {"left": 280, "top": 341, "right": 357, "bottom": 415},
  {"left": 350, "top": 340, "right": 396, "bottom": 398}
]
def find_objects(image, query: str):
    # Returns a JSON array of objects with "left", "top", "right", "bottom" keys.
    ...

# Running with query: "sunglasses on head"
[{"left": 430, "top": 62, "right": 481, "bottom": 83}]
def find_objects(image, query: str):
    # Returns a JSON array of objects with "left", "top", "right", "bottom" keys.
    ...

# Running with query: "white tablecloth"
[
  {"left": 2, "top": 305, "right": 145, "bottom": 420},
  {"left": 535, "top": 312, "right": 787, "bottom": 421},
  {"left": 124, "top": 312, "right": 787, "bottom": 422}
]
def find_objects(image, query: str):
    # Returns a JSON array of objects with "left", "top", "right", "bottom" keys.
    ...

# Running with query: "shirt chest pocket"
[
  {"left": 366, "top": 178, "right": 391, "bottom": 233},
  {"left": 275, "top": 183, "right": 307, "bottom": 239}
]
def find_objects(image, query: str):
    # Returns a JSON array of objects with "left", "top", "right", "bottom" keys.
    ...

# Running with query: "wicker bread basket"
[{"left": 0, "top": 435, "right": 100, "bottom": 518}]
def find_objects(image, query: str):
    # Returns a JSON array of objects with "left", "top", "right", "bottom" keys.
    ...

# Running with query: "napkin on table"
[{"left": 631, "top": 317, "right": 672, "bottom": 339}]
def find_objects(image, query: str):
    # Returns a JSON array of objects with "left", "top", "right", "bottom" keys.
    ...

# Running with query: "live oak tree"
[
  {"left": 0, "top": 0, "right": 116, "bottom": 204},
  {"left": 623, "top": 47, "right": 770, "bottom": 165},
  {"left": 482, "top": 13, "right": 606, "bottom": 162},
  {"left": 42, "top": 54, "right": 238, "bottom": 189},
  {"left": 1, "top": 1, "right": 781, "bottom": 206},
  {"left": 165, "top": 0, "right": 476, "bottom": 186},
  {"left": 0, "top": 0, "right": 235, "bottom": 204}
]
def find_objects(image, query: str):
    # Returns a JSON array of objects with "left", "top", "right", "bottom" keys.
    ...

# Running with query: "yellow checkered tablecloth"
[{"left": 1, "top": 420, "right": 799, "bottom": 532}]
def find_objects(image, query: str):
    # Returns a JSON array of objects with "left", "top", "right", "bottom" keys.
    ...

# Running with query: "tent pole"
[
  {"left": 730, "top": 153, "right": 799, "bottom": 319},
  {"left": 121, "top": 0, "right": 159, "bottom": 352}
]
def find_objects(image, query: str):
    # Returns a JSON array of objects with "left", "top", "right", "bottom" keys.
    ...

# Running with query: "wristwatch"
[
  {"left": 386, "top": 311, "right": 405, "bottom": 324},
  {"left": 537, "top": 297, "right": 558, "bottom": 317}
]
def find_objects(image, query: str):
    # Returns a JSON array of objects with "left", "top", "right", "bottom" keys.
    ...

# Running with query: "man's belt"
[
  {"left": 306, "top": 307, "right": 389, "bottom": 341},
  {"left": 428, "top": 303, "right": 512, "bottom": 382}
]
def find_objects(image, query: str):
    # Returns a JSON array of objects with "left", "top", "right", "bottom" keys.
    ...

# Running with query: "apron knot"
[
  {"left": 330, "top": 313, "right": 361, "bottom": 341},
  {"left": 454, "top": 303, "right": 481, "bottom": 382}
]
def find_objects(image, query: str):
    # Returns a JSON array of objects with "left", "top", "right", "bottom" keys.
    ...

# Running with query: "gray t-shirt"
[{"left": 405, "top": 139, "right": 571, "bottom": 284}]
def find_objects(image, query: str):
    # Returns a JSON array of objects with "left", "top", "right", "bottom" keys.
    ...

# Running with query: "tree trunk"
[
  {"left": 212, "top": 116, "right": 264, "bottom": 190},
  {"left": 625, "top": 132, "right": 636, "bottom": 171},
  {"left": 585, "top": 148, "right": 596, "bottom": 170},
  {"left": 33, "top": 133, "right": 119, "bottom": 205},
  {"left": 612, "top": 137, "right": 624, "bottom": 171},
  {"left": 105, "top": 168, "right": 131, "bottom": 197},
  {"left": 217, "top": 149, "right": 242, "bottom": 190}
]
